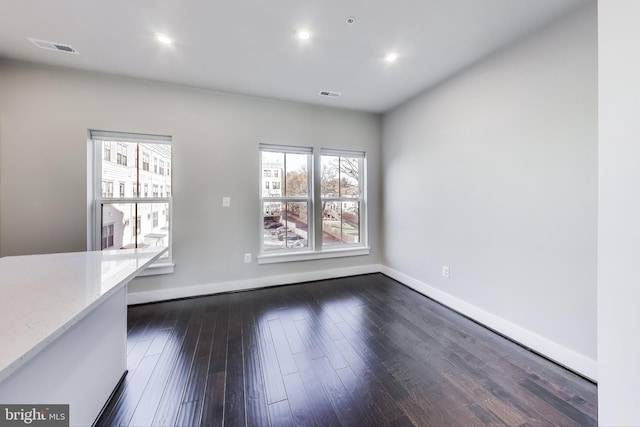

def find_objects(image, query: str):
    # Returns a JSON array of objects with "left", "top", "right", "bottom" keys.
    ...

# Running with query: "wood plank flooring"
[{"left": 96, "top": 273, "right": 597, "bottom": 426}]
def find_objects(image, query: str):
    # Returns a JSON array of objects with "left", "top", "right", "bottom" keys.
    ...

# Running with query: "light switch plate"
[{"left": 222, "top": 197, "right": 231, "bottom": 207}]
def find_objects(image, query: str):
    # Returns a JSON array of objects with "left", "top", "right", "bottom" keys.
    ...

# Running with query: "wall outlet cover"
[{"left": 442, "top": 265, "right": 450, "bottom": 278}]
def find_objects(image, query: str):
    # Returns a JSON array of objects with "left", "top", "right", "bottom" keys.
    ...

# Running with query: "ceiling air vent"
[
  {"left": 319, "top": 90, "right": 341, "bottom": 98},
  {"left": 28, "top": 38, "right": 79, "bottom": 55}
]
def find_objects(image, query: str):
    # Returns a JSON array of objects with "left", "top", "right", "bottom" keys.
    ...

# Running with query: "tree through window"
[
  {"left": 321, "top": 150, "right": 364, "bottom": 246},
  {"left": 260, "top": 144, "right": 311, "bottom": 252},
  {"left": 259, "top": 144, "right": 366, "bottom": 257}
]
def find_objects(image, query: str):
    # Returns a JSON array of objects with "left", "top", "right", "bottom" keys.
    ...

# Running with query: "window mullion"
[
  {"left": 283, "top": 154, "right": 287, "bottom": 197},
  {"left": 136, "top": 144, "right": 140, "bottom": 196}
]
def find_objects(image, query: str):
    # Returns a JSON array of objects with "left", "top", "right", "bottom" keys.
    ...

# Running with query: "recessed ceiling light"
[
  {"left": 295, "top": 28, "right": 312, "bottom": 41},
  {"left": 155, "top": 33, "right": 173, "bottom": 45},
  {"left": 384, "top": 52, "right": 399, "bottom": 63}
]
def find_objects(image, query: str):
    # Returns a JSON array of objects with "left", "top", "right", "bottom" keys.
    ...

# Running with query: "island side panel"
[{"left": 0, "top": 285, "right": 127, "bottom": 427}]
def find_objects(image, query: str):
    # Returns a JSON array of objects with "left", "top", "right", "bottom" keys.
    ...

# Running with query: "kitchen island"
[{"left": 0, "top": 247, "right": 167, "bottom": 426}]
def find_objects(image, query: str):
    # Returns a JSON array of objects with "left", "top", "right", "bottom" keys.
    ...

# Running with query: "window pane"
[
  {"left": 339, "top": 157, "right": 360, "bottom": 198},
  {"left": 102, "top": 142, "right": 172, "bottom": 199},
  {"left": 261, "top": 150, "right": 309, "bottom": 198},
  {"left": 322, "top": 201, "right": 359, "bottom": 245},
  {"left": 101, "top": 202, "right": 169, "bottom": 250},
  {"left": 321, "top": 155, "right": 339, "bottom": 198},
  {"left": 101, "top": 203, "right": 135, "bottom": 249},
  {"left": 102, "top": 143, "right": 136, "bottom": 198},
  {"left": 261, "top": 152, "right": 283, "bottom": 198},
  {"left": 263, "top": 202, "right": 309, "bottom": 251},
  {"left": 139, "top": 143, "right": 171, "bottom": 198},
  {"left": 322, "top": 155, "right": 360, "bottom": 198},
  {"left": 285, "top": 153, "right": 308, "bottom": 197}
]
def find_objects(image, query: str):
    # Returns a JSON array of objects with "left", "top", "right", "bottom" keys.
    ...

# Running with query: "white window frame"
[
  {"left": 87, "top": 130, "right": 174, "bottom": 275},
  {"left": 259, "top": 144, "right": 314, "bottom": 257},
  {"left": 257, "top": 144, "right": 369, "bottom": 264},
  {"left": 320, "top": 148, "right": 367, "bottom": 249}
]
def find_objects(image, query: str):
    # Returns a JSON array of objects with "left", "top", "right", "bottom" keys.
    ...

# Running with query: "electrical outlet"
[
  {"left": 222, "top": 197, "right": 231, "bottom": 207},
  {"left": 442, "top": 265, "right": 450, "bottom": 278},
  {"left": 244, "top": 253, "right": 252, "bottom": 263}
]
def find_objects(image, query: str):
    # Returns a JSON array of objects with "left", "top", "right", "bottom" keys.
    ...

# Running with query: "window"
[
  {"left": 103, "top": 142, "right": 111, "bottom": 161},
  {"left": 116, "top": 144, "right": 127, "bottom": 166},
  {"left": 90, "top": 130, "right": 173, "bottom": 273},
  {"left": 102, "top": 181, "right": 113, "bottom": 198},
  {"left": 154, "top": 157, "right": 158, "bottom": 173},
  {"left": 159, "top": 160, "right": 165, "bottom": 175},
  {"left": 320, "top": 150, "right": 364, "bottom": 246},
  {"left": 260, "top": 144, "right": 312, "bottom": 253},
  {"left": 259, "top": 144, "right": 367, "bottom": 262},
  {"left": 101, "top": 224, "right": 114, "bottom": 249},
  {"left": 142, "top": 153, "right": 150, "bottom": 171}
]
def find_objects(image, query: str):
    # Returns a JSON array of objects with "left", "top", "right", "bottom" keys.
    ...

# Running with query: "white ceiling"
[{"left": 0, "top": 0, "right": 588, "bottom": 113}]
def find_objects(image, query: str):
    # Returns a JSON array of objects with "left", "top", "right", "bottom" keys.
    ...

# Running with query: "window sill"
[
  {"left": 136, "top": 261, "right": 175, "bottom": 276},
  {"left": 257, "top": 247, "right": 370, "bottom": 265}
]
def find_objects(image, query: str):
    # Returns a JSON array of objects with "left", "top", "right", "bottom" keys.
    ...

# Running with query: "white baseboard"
[
  {"left": 380, "top": 266, "right": 598, "bottom": 382},
  {"left": 127, "top": 263, "right": 383, "bottom": 306}
]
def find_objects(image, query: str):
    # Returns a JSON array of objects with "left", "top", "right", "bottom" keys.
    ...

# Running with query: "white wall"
[
  {"left": 0, "top": 61, "right": 382, "bottom": 296},
  {"left": 382, "top": 3, "right": 597, "bottom": 378},
  {"left": 598, "top": 1, "right": 640, "bottom": 424}
]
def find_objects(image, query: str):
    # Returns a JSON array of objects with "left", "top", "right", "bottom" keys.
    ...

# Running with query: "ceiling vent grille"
[
  {"left": 28, "top": 38, "right": 79, "bottom": 54},
  {"left": 319, "top": 90, "right": 341, "bottom": 98}
]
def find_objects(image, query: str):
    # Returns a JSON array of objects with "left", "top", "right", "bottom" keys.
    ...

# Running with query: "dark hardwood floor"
[{"left": 96, "top": 273, "right": 597, "bottom": 427}]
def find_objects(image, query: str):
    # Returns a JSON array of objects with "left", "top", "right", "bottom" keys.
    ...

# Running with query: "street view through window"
[
  {"left": 93, "top": 132, "right": 172, "bottom": 258},
  {"left": 261, "top": 149, "right": 311, "bottom": 251},
  {"left": 261, "top": 145, "right": 364, "bottom": 253}
]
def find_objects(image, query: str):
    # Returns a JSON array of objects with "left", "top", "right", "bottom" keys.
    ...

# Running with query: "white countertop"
[{"left": 0, "top": 247, "right": 167, "bottom": 382}]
